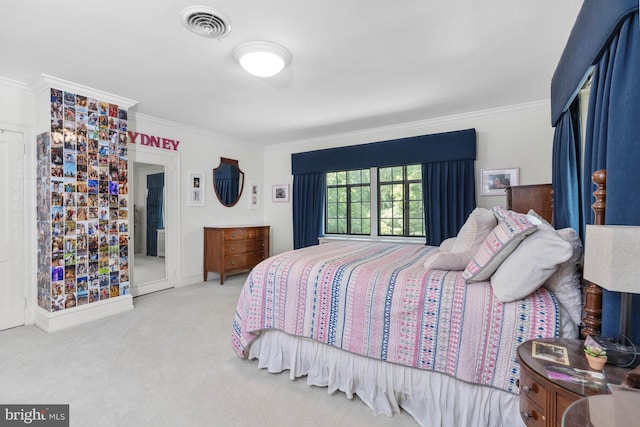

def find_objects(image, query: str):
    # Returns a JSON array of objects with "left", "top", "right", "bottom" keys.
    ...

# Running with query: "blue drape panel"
[
  {"left": 552, "top": 99, "right": 582, "bottom": 233},
  {"left": 582, "top": 12, "right": 640, "bottom": 344},
  {"left": 293, "top": 173, "right": 325, "bottom": 249},
  {"left": 146, "top": 173, "right": 164, "bottom": 257},
  {"left": 422, "top": 160, "right": 476, "bottom": 246}
]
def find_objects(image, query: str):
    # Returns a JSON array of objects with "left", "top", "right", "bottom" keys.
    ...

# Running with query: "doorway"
[
  {"left": 0, "top": 128, "right": 26, "bottom": 330},
  {"left": 128, "top": 144, "right": 179, "bottom": 296}
]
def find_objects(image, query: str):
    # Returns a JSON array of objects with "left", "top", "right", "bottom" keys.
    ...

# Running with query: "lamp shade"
[
  {"left": 232, "top": 41, "right": 291, "bottom": 77},
  {"left": 583, "top": 225, "right": 640, "bottom": 293}
]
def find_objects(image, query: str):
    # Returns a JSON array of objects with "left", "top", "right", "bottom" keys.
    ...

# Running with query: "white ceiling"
[{"left": 0, "top": 1, "right": 583, "bottom": 146}]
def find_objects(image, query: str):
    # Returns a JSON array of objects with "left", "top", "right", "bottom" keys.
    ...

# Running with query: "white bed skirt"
[{"left": 247, "top": 330, "right": 526, "bottom": 427}]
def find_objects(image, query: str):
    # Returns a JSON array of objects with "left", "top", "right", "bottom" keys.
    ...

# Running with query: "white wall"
[
  {"left": 0, "top": 78, "right": 36, "bottom": 128},
  {"left": 263, "top": 101, "right": 555, "bottom": 255}
]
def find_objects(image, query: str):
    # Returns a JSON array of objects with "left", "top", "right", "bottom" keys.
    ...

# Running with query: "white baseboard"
[
  {"left": 33, "top": 295, "right": 134, "bottom": 333},
  {"left": 179, "top": 273, "right": 205, "bottom": 287}
]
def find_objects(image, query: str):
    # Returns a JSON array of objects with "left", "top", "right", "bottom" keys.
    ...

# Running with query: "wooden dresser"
[
  {"left": 203, "top": 225, "right": 270, "bottom": 284},
  {"left": 506, "top": 184, "right": 553, "bottom": 224},
  {"left": 517, "top": 339, "right": 627, "bottom": 427}
]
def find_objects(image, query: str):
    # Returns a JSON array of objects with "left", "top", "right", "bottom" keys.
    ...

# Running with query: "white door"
[{"left": 0, "top": 129, "right": 25, "bottom": 330}]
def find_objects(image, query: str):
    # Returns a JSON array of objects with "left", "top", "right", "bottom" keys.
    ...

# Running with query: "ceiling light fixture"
[{"left": 232, "top": 41, "right": 291, "bottom": 77}]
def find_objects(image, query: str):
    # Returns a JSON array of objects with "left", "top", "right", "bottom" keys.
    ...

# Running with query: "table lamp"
[{"left": 583, "top": 225, "right": 640, "bottom": 361}]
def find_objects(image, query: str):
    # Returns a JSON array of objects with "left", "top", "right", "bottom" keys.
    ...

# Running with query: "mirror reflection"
[
  {"left": 132, "top": 162, "right": 166, "bottom": 286},
  {"left": 213, "top": 157, "right": 244, "bottom": 207}
]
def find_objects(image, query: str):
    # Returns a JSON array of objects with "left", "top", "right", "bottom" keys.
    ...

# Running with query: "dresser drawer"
[
  {"left": 224, "top": 252, "right": 267, "bottom": 270},
  {"left": 224, "top": 239, "right": 267, "bottom": 254},
  {"left": 224, "top": 227, "right": 266, "bottom": 241},
  {"left": 519, "top": 366, "right": 546, "bottom": 410},
  {"left": 519, "top": 395, "right": 546, "bottom": 427}
]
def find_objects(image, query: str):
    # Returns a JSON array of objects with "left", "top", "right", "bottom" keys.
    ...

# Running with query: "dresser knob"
[
  {"left": 231, "top": 260, "right": 235, "bottom": 265},
  {"left": 230, "top": 246, "right": 235, "bottom": 251},
  {"left": 521, "top": 385, "right": 531, "bottom": 394},
  {"left": 231, "top": 232, "right": 236, "bottom": 238},
  {"left": 521, "top": 411, "right": 533, "bottom": 421}
]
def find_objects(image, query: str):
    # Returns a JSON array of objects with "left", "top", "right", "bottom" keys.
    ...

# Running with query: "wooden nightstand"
[{"left": 517, "top": 338, "right": 628, "bottom": 427}]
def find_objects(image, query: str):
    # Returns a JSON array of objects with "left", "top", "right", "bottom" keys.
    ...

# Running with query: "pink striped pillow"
[{"left": 462, "top": 211, "right": 537, "bottom": 282}]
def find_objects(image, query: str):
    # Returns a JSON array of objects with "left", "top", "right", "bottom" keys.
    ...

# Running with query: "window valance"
[
  {"left": 291, "top": 128, "right": 476, "bottom": 175},
  {"left": 551, "top": 0, "right": 639, "bottom": 126}
]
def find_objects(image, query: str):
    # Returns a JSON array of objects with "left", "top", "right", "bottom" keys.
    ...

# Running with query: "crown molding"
[
  {"left": 30, "top": 74, "right": 138, "bottom": 109},
  {"left": 132, "top": 112, "right": 264, "bottom": 151},
  {"left": 269, "top": 100, "right": 551, "bottom": 151},
  {"left": 0, "top": 75, "right": 31, "bottom": 93}
]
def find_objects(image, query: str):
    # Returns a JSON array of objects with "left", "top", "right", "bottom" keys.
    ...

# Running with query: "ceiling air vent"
[{"left": 180, "top": 6, "right": 230, "bottom": 39}]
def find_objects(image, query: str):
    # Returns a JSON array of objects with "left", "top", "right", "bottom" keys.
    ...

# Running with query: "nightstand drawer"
[
  {"left": 519, "top": 367, "right": 546, "bottom": 410},
  {"left": 519, "top": 395, "right": 546, "bottom": 427}
]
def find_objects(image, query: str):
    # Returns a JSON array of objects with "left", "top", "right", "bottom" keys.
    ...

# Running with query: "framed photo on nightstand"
[{"left": 532, "top": 340, "right": 570, "bottom": 365}]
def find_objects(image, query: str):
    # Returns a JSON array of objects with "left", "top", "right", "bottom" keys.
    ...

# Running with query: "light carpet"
[{"left": 0, "top": 273, "right": 417, "bottom": 427}]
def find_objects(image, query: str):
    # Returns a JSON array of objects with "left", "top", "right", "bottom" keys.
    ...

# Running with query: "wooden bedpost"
[{"left": 581, "top": 169, "right": 606, "bottom": 338}]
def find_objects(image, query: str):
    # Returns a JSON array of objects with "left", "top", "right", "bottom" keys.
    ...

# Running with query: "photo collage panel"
[{"left": 37, "top": 88, "right": 130, "bottom": 312}]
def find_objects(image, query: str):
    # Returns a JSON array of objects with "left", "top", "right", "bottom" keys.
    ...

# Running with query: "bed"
[{"left": 231, "top": 195, "right": 593, "bottom": 426}]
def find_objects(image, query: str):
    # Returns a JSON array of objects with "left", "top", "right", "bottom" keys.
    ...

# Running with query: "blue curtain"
[
  {"left": 422, "top": 160, "right": 476, "bottom": 246},
  {"left": 293, "top": 173, "right": 325, "bottom": 249},
  {"left": 552, "top": 99, "right": 582, "bottom": 234},
  {"left": 146, "top": 173, "right": 164, "bottom": 256},
  {"left": 214, "top": 164, "right": 240, "bottom": 205},
  {"left": 582, "top": 12, "right": 640, "bottom": 344}
]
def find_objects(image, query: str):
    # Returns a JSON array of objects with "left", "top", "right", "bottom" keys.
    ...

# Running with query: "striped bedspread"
[{"left": 232, "top": 241, "right": 559, "bottom": 393}]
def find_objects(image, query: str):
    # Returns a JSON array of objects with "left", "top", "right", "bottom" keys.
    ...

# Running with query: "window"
[
  {"left": 325, "top": 165, "right": 424, "bottom": 238},
  {"left": 378, "top": 165, "right": 424, "bottom": 237},
  {"left": 325, "top": 169, "right": 371, "bottom": 235}
]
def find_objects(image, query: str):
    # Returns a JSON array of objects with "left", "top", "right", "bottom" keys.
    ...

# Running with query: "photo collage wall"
[{"left": 36, "top": 88, "right": 130, "bottom": 312}]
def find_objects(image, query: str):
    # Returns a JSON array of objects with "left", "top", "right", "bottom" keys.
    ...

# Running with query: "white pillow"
[
  {"left": 542, "top": 227, "right": 583, "bottom": 326},
  {"left": 451, "top": 208, "right": 497, "bottom": 254},
  {"left": 439, "top": 237, "right": 457, "bottom": 252},
  {"left": 527, "top": 209, "right": 552, "bottom": 227},
  {"left": 491, "top": 222, "right": 573, "bottom": 302},
  {"left": 424, "top": 208, "right": 496, "bottom": 270}
]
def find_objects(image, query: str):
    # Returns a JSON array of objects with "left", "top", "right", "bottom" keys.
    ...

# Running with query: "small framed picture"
[
  {"left": 272, "top": 184, "right": 289, "bottom": 203},
  {"left": 531, "top": 341, "right": 570, "bottom": 365},
  {"left": 188, "top": 172, "right": 205, "bottom": 207},
  {"left": 481, "top": 167, "right": 519, "bottom": 196},
  {"left": 248, "top": 181, "right": 261, "bottom": 210}
]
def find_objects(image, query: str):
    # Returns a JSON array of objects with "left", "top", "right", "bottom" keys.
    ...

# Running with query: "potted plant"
[{"left": 584, "top": 345, "right": 607, "bottom": 370}]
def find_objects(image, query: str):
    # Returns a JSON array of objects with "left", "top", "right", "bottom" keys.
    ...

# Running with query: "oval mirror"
[{"left": 213, "top": 157, "right": 244, "bottom": 207}]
